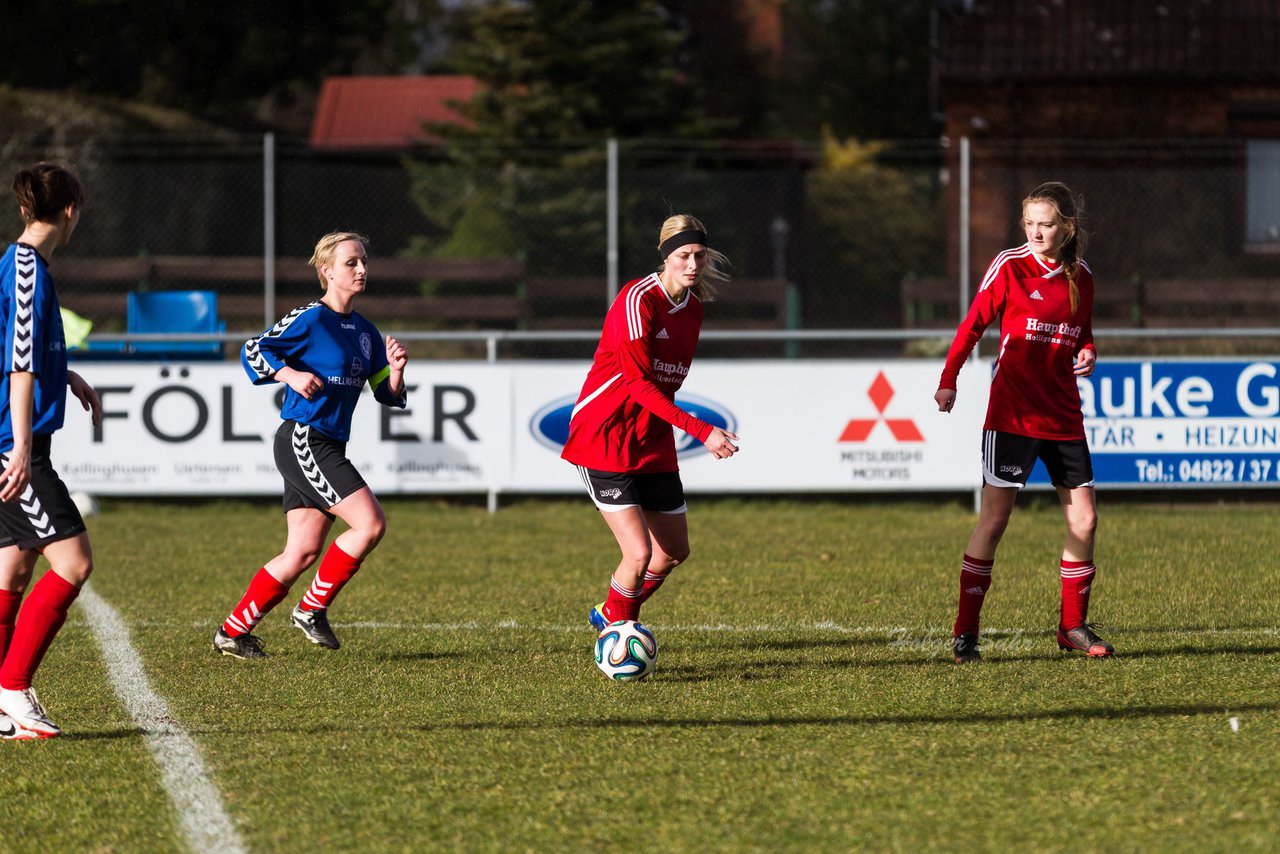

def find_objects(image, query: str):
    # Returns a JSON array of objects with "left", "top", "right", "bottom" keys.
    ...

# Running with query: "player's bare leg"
[
  {"left": 965, "top": 484, "right": 1018, "bottom": 560},
  {"left": 590, "top": 506, "right": 652, "bottom": 626},
  {"left": 637, "top": 509, "right": 690, "bottom": 605},
  {"left": 264, "top": 507, "right": 334, "bottom": 586},
  {"left": 1056, "top": 484, "right": 1097, "bottom": 563},
  {"left": 327, "top": 487, "right": 387, "bottom": 560},
  {"left": 0, "top": 545, "right": 38, "bottom": 593}
]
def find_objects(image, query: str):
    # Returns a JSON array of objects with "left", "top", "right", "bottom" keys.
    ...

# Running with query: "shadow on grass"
[
  {"left": 705, "top": 636, "right": 891, "bottom": 652},
  {"left": 60, "top": 728, "right": 148, "bottom": 742},
  {"left": 405, "top": 700, "right": 1280, "bottom": 732},
  {"left": 1119, "top": 625, "right": 1280, "bottom": 635},
  {"left": 1116, "top": 644, "right": 1280, "bottom": 660},
  {"left": 652, "top": 643, "right": 1280, "bottom": 682},
  {"left": 364, "top": 649, "right": 472, "bottom": 662},
  {"left": 65, "top": 696, "right": 1280, "bottom": 741}
]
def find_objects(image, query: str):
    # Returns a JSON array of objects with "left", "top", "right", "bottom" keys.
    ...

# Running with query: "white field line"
[
  {"left": 337, "top": 620, "right": 923, "bottom": 634},
  {"left": 81, "top": 619, "right": 1280, "bottom": 638},
  {"left": 65, "top": 616, "right": 1280, "bottom": 639},
  {"left": 314, "top": 621, "right": 1280, "bottom": 638},
  {"left": 77, "top": 583, "right": 246, "bottom": 854}
]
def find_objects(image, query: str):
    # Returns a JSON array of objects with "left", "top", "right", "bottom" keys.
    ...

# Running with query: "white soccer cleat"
[
  {"left": 0, "top": 687, "right": 61, "bottom": 738},
  {"left": 0, "top": 712, "right": 40, "bottom": 741}
]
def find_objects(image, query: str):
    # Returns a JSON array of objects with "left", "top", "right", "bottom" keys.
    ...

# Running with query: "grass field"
[{"left": 2, "top": 496, "right": 1278, "bottom": 852}]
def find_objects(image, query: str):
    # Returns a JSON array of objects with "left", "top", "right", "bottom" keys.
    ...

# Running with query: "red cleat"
[
  {"left": 952, "top": 632, "right": 981, "bottom": 663},
  {"left": 1057, "top": 624, "right": 1114, "bottom": 657}
]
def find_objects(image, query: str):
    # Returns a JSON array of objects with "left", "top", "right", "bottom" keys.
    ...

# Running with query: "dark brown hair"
[
  {"left": 13, "top": 161, "right": 85, "bottom": 225},
  {"left": 1022, "top": 181, "right": 1088, "bottom": 313}
]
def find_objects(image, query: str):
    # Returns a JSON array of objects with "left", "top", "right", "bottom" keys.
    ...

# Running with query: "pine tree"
[{"left": 437, "top": 0, "right": 711, "bottom": 165}]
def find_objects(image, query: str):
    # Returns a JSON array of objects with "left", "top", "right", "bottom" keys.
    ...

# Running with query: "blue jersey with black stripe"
[
  {"left": 0, "top": 243, "right": 68, "bottom": 453},
  {"left": 241, "top": 302, "right": 405, "bottom": 442}
]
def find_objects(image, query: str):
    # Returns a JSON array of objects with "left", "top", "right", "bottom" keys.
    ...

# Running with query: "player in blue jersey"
[
  {"left": 213, "top": 232, "right": 407, "bottom": 659},
  {"left": 0, "top": 162, "right": 104, "bottom": 740}
]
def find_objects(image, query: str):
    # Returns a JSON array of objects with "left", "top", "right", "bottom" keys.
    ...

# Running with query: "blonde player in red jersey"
[
  {"left": 562, "top": 214, "right": 740, "bottom": 632},
  {"left": 935, "top": 182, "right": 1113, "bottom": 664}
]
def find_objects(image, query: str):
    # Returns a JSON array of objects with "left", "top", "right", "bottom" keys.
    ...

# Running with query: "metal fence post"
[
  {"left": 771, "top": 215, "right": 799, "bottom": 359},
  {"left": 263, "top": 132, "right": 276, "bottom": 329},
  {"left": 959, "top": 135, "right": 981, "bottom": 514},
  {"left": 607, "top": 138, "right": 619, "bottom": 306},
  {"left": 959, "top": 135, "right": 971, "bottom": 358}
]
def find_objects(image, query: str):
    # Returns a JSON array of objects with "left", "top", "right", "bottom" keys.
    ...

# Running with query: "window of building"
[{"left": 1246, "top": 140, "right": 1280, "bottom": 250}]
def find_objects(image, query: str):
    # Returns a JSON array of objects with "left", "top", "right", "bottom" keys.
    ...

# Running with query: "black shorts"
[
  {"left": 982, "top": 429, "right": 1094, "bottom": 489},
  {"left": 0, "top": 434, "right": 86, "bottom": 550},
  {"left": 274, "top": 420, "right": 368, "bottom": 517},
  {"left": 574, "top": 466, "right": 687, "bottom": 514}
]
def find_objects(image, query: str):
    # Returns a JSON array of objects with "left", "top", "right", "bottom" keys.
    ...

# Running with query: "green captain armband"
[{"left": 369, "top": 365, "right": 391, "bottom": 389}]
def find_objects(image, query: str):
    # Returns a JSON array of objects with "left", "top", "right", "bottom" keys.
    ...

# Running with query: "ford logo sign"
[
  {"left": 529, "top": 395, "right": 579, "bottom": 452},
  {"left": 530, "top": 392, "right": 737, "bottom": 458}
]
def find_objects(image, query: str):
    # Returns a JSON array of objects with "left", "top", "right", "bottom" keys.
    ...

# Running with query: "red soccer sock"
[
  {"left": 602, "top": 577, "right": 642, "bottom": 623},
  {"left": 298, "top": 541, "right": 362, "bottom": 613},
  {"left": 0, "top": 589, "right": 21, "bottom": 662},
  {"left": 0, "top": 571, "right": 80, "bottom": 691},
  {"left": 222, "top": 568, "right": 289, "bottom": 637},
  {"left": 637, "top": 570, "right": 671, "bottom": 605},
  {"left": 1059, "top": 560, "right": 1097, "bottom": 630},
  {"left": 953, "top": 554, "right": 994, "bottom": 638}
]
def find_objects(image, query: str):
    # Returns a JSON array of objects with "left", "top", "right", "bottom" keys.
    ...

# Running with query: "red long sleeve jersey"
[
  {"left": 561, "top": 274, "right": 714, "bottom": 473},
  {"left": 939, "top": 244, "right": 1096, "bottom": 440}
]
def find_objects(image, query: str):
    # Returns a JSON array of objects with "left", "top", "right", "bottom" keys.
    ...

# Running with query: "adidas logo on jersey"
[
  {"left": 1029, "top": 289, "right": 1045, "bottom": 300},
  {"left": 656, "top": 328, "right": 670, "bottom": 339}
]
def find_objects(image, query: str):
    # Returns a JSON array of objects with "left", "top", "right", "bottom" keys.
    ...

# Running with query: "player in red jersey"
[
  {"left": 562, "top": 214, "right": 740, "bottom": 633},
  {"left": 935, "top": 182, "right": 1113, "bottom": 663}
]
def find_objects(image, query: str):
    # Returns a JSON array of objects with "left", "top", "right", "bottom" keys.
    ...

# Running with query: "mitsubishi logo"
[{"left": 838, "top": 371, "right": 924, "bottom": 442}]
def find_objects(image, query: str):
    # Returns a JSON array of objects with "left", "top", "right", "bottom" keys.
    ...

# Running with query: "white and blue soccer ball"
[
  {"left": 594, "top": 620, "right": 658, "bottom": 681},
  {"left": 70, "top": 491, "right": 99, "bottom": 518}
]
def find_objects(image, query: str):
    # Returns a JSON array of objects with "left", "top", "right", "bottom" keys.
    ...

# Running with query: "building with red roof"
[{"left": 309, "top": 75, "right": 480, "bottom": 150}]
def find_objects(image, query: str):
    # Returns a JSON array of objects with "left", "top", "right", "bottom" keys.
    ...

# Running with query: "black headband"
[{"left": 658, "top": 230, "right": 708, "bottom": 259}]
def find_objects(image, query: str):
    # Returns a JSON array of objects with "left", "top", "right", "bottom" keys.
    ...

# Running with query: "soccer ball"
[
  {"left": 594, "top": 620, "right": 657, "bottom": 681},
  {"left": 70, "top": 491, "right": 99, "bottom": 518}
]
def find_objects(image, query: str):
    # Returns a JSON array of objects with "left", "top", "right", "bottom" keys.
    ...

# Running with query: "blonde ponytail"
[{"left": 656, "top": 214, "right": 730, "bottom": 302}]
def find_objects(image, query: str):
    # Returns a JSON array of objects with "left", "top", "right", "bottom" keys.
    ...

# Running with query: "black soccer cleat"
[
  {"left": 1057, "top": 623, "right": 1114, "bottom": 657},
  {"left": 952, "top": 632, "right": 981, "bottom": 664},
  {"left": 212, "top": 627, "right": 269, "bottom": 660},
  {"left": 291, "top": 604, "right": 341, "bottom": 649}
]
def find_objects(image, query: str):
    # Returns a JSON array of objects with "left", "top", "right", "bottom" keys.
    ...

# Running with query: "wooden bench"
[
  {"left": 55, "top": 256, "right": 529, "bottom": 329},
  {"left": 1134, "top": 279, "right": 1280, "bottom": 326},
  {"left": 61, "top": 292, "right": 531, "bottom": 331},
  {"left": 906, "top": 277, "right": 1157, "bottom": 327},
  {"left": 54, "top": 256, "right": 526, "bottom": 288},
  {"left": 56, "top": 257, "right": 799, "bottom": 333}
]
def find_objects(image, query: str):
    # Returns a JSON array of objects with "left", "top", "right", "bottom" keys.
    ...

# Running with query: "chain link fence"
[{"left": 6, "top": 135, "right": 1278, "bottom": 360}]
